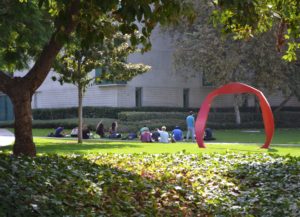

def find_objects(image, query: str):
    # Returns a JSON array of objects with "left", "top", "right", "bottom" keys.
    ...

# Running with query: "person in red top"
[{"left": 140, "top": 129, "right": 152, "bottom": 142}]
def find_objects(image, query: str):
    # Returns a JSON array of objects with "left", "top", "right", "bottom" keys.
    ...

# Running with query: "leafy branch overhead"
[
  {"left": 0, "top": 0, "right": 194, "bottom": 156},
  {"left": 212, "top": 0, "right": 300, "bottom": 61}
]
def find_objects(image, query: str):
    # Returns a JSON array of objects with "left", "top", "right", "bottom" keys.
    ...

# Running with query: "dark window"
[
  {"left": 183, "top": 88, "right": 189, "bottom": 108},
  {"left": 135, "top": 87, "right": 142, "bottom": 107},
  {"left": 0, "top": 95, "right": 14, "bottom": 121}
]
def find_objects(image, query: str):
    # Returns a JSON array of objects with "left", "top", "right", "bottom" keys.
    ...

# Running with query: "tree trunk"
[
  {"left": 233, "top": 94, "right": 241, "bottom": 125},
  {"left": 77, "top": 85, "right": 83, "bottom": 143},
  {"left": 10, "top": 90, "right": 36, "bottom": 156}
]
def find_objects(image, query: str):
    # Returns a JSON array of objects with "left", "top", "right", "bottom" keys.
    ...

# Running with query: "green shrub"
[
  {"left": 32, "top": 107, "right": 198, "bottom": 120},
  {"left": 118, "top": 112, "right": 187, "bottom": 121},
  {"left": 1, "top": 153, "right": 300, "bottom": 216}
]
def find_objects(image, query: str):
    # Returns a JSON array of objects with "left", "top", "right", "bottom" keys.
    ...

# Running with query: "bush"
[
  {"left": 118, "top": 112, "right": 187, "bottom": 121},
  {"left": 0, "top": 118, "right": 116, "bottom": 131},
  {"left": 32, "top": 107, "right": 199, "bottom": 120}
]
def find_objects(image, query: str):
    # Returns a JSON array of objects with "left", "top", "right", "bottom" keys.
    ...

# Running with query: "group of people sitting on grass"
[
  {"left": 49, "top": 121, "right": 121, "bottom": 139},
  {"left": 140, "top": 125, "right": 215, "bottom": 143},
  {"left": 49, "top": 121, "right": 215, "bottom": 142},
  {"left": 139, "top": 125, "right": 183, "bottom": 143},
  {"left": 48, "top": 125, "right": 92, "bottom": 139}
]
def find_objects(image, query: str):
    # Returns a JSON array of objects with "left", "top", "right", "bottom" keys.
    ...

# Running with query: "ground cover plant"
[{"left": 0, "top": 153, "right": 299, "bottom": 216}]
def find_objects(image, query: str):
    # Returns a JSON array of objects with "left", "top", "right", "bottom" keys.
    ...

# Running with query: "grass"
[
  {"left": 3, "top": 128, "right": 300, "bottom": 156},
  {"left": 15, "top": 128, "right": 300, "bottom": 144}
]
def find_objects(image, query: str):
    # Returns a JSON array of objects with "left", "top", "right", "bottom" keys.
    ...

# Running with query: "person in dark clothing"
[
  {"left": 82, "top": 125, "right": 90, "bottom": 139},
  {"left": 204, "top": 128, "right": 216, "bottom": 141},
  {"left": 54, "top": 126, "right": 65, "bottom": 137},
  {"left": 151, "top": 129, "right": 160, "bottom": 142},
  {"left": 96, "top": 121, "right": 105, "bottom": 138}
]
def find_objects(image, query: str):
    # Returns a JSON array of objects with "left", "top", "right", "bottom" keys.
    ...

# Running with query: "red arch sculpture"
[{"left": 195, "top": 82, "right": 274, "bottom": 149}]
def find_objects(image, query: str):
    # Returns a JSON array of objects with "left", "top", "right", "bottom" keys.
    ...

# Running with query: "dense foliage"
[
  {"left": 0, "top": 153, "right": 299, "bottom": 216},
  {"left": 170, "top": 0, "right": 300, "bottom": 105},
  {"left": 213, "top": 0, "right": 300, "bottom": 62}
]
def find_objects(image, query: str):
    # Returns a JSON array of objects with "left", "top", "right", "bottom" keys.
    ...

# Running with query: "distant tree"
[
  {"left": 0, "top": 0, "right": 194, "bottom": 156},
  {"left": 53, "top": 29, "right": 150, "bottom": 143},
  {"left": 169, "top": 0, "right": 300, "bottom": 123}
]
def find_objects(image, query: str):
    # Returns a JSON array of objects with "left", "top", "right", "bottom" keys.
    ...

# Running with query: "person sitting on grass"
[
  {"left": 54, "top": 126, "right": 65, "bottom": 137},
  {"left": 172, "top": 126, "right": 183, "bottom": 142},
  {"left": 151, "top": 129, "right": 160, "bottom": 142},
  {"left": 96, "top": 121, "right": 105, "bottom": 138},
  {"left": 70, "top": 127, "right": 78, "bottom": 137},
  {"left": 204, "top": 128, "right": 216, "bottom": 141},
  {"left": 108, "top": 122, "right": 121, "bottom": 139},
  {"left": 140, "top": 129, "right": 152, "bottom": 142},
  {"left": 82, "top": 125, "right": 91, "bottom": 139},
  {"left": 140, "top": 125, "right": 150, "bottom": 134},
  {"left": 158, "top": 126, "right": 169, "bottom": 143}
]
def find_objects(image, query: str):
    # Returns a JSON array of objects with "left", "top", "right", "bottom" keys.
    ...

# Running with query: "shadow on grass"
[{"left": 36, "top": 142, "right": 141, "bottom": 154}]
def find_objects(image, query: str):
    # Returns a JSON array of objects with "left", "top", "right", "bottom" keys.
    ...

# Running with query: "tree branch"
[
  {"left": 24, "top": 0, "right": 81, "bottom": 93},
  {"left": 0, "top": 70, "right": 13, "bottom": 93}
]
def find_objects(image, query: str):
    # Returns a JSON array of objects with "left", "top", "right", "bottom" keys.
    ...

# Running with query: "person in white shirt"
[{"left": 158, "top": 126, "right": 169, "bottom": 143}]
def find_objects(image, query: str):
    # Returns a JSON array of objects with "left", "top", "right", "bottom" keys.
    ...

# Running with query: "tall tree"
[
  {"left": 169, "top": 0, "right": 300, "bottom": 123},
  {"left": 53, "top": 30, "right": 150, "bottom": 143},
  {"left": 0, "top": 0, "right": 194, "bottom": 156}
]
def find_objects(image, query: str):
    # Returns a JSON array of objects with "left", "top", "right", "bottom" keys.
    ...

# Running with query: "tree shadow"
[
  {"left": 1, "top": 153, "right": 299, "bottom": 216},
  {"left": 36, "top": 142, "right": 141, "bottom": 154},
  {"left": 0, "top": 154, "right": 209, "bottom": 216}
]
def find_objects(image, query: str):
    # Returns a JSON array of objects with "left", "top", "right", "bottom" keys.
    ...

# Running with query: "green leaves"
[
  {"left": 213, "top": 0, "right": 300, "bottom": 61},
  {"left": 1, "top": 153, "right": 300, "bottom": 216}
]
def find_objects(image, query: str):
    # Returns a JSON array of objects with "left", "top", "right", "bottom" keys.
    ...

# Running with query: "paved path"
[{"left": 0, "top": 129, "right": 15, "bottom": 147}]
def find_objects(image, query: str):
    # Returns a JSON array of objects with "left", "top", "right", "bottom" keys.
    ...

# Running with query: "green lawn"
[
  {"left": 26, "top": 138, "right": 298, "bottom": 156},
  {"left": 3, "top": 128, "right": 300, "bottom": 156}
]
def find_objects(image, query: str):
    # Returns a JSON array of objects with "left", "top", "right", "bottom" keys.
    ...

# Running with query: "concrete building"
[{"left": 1, "top": 27, "right": 300, "bottom": 121}]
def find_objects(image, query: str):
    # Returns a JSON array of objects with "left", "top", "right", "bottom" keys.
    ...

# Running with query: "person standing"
[{"left": 186, "top": 111, "right": 195, "bottom": 142}]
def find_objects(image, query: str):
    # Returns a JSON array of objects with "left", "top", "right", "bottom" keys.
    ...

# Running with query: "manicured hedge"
[{"left": 32, "top": 107, "right": 199, "bottom": 120}]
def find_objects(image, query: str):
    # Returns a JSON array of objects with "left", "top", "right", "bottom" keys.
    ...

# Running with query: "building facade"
[{"left": 1, "top": 27, "right": 300, "bottom": 120}]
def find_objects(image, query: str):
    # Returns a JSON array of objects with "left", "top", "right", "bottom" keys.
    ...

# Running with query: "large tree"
[
  {"left": 169, "top": 0, "right": 300, "bottom": 123},
  {"left": 0, "top": 0, "right": 193, "bottom": 156}
]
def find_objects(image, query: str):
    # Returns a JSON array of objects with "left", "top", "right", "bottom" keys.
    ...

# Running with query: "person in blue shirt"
[
  {"left": 54, "top": 126, "right": 65, "bottom": 137},
  {"left": 172, "top": 126, "right": 183, "bottom": 141},
  {"left": 186, "top": 111, "right": 195, "bottom": 142}
]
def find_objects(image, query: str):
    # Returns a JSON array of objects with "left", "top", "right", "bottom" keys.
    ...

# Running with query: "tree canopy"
[
  {"left": 212, "top": 0, "right": 300, "bottom": 61},
  {"left": 0, "top": 0, "right": 194, "bottom": 156}
]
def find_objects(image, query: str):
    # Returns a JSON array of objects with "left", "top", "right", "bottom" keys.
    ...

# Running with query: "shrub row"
[
  {"left": 118, "top": 111, "right": 264, "bottom": 122},
  {"left": 32, "top": 106, "right": 300, "bottom": 120},
  {"left": 32, "top": 107, "right": 199, "bottom": 120}
]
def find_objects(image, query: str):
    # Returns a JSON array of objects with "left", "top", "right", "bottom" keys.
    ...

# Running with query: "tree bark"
[
  {"left": 9, "top": 87, "right": 36, "bottom": 156},
  {"left": 0, "top": 0, "right": 81, "bottom": 156},
  {"left": 233, "top": 94, "right": 241, "bottom": 125},
  {"left": 78, "top": 84, "right": 83, "bottom": 143}
]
